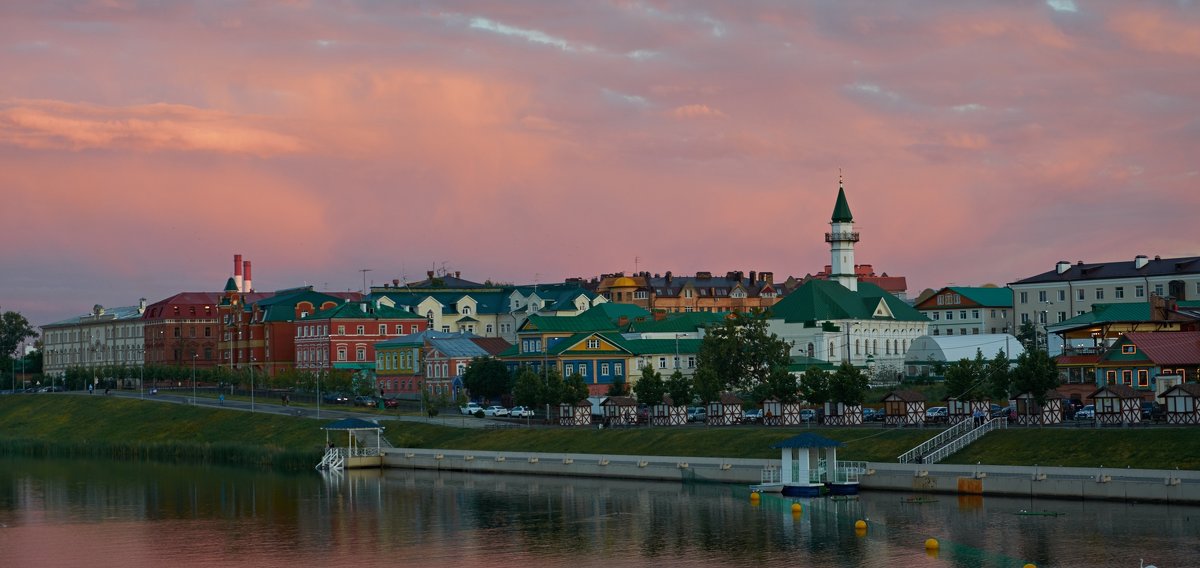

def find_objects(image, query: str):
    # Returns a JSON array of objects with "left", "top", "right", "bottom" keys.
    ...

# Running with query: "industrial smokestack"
[
  {"left": 243, "top": 260, "right": 252, "bottom": 292},
  {"left": 234, "top": 254, "right": 244, "bottom": 292}
]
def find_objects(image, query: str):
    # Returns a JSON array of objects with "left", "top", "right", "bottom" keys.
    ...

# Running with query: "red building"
[
  {"left": 294, "top": 300, "right": 429, "bottom": 374},
  {"left": 143, "top": 291, "right": 249, "bottom": 369}
]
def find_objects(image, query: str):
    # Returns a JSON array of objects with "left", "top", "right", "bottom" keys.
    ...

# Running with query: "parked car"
[
  {"left": 799, "top": 408, "right": 817, "bottom": 422},
  {"left": 460, "top": 402, "right": 483, "bottom": 415},
  {"left": 383, "top": 397, "right": 400, "bottom": 409},
  {"left": 743, "top": 409, "right": 763, "bottom": 423},
  {"left": 925, "top": 406, "right": 949, "bottom": 423},
  {"left": 353, "top": 396, "right": 376, "bottom": 407},
  {"left": 510, "top": 406, "right": 535, "bottom": 418},
  {"left": 1142, "top": 401, "right": 1165, "bottom": 423},
  {"left": 687, "top": 407, "right": 707, "bottom": 422},
  {"left": 484, "top": 405, "right": 510, "bottom": 417},
  {"left": 323, "top": 392, "right": 350, "bottom": 404},
  {"left": 1075, "top": 404, "right": 1095, "bottom": 420}
]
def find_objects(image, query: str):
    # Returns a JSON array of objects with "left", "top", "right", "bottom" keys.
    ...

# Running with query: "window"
[
  {"left": 411, "top": 325, "right": 419, "bottom": 334},
  {"left": 855, "top": 339, "right": 861, "bottom": 355},
  {"left": 1154, "top": 284, "right": 1164, "bottom": 296},
  {"left": 1121, "top": 370, "right": 1132, "bottom": 385},
  {"left": 1058, "top": 290, "right": 1066, "bottom": 302},
  {"left": 634, "top": 291, "right": 648, "bottom": 299},
  {"left": 337, "top": 348, "right": 347, "bottom": 361},
  {"left": 564, "top": 363, "right": 574, "bottom": 374},
  {"left": 960, "top": 328, "right": 967, "bottom": 336},
  {"left": 1058, "top": 311, "right": 1066, "bottom": 322},
  {"left": 1136, "top": 285, "right": 1145, "bottom": 298},
  {"left": 946, "top": 311, "right": 954, "bottom": 320},
  {"left": 462, "top": 306, "right": 472, "bottom": 315},
  {"left": 932, "top": 312, "right": 940, "bottom": 320},
  {"left": 959, "top": 310, "right": 967, "bottom": 320},
  {"left": 687, "top": 356, "right": 695, "bottom": 368},
  {"left": 1115, "top": 287, "right": 1125, "bottom": 299},
  {"left": 1077, "top": 289, "right": 1085, "bottom": 301},
  {"left": 1038, "top": 312, "right": 1047, "bottom": 324},
  {"left": 1121, "top": 345, "right": 1136, "bottom": 354},
  {"left": 946, "top": 328, "right": 954, "bottom": 335},
  {"left": 357, "top": 325, "right": 365, "bottom": 335},
  {"left": 601, "top": 363, "right": 610, "bottom": 375},
  {"left": 204, "top": 327, "right": 211, "bottom": 337},
  {"left": 1038, "top": 291, "right": 1047, "bottom": 302},
  {"left": 579, "top": 365, "right": 587, "bottom": 377},
  {"left": 615, "top": 363, "right": 624, "bottom": 375},
  {"left": 1137, "top": 369, "right": 1149, "bottom": 387},
  {"left": 1095, "top": 289, "right": 1104, "bottom": 300},
  {"left": 587, "top": 339, "right": 600, "bottom": 349},
  {"left": 1019, "top": 292, "right": 1028, "bottom": 304},
  {"left": 486, "top": 324, "right": 493, "bottom": 334},
  {"left": 441, "top": 326, "right": 450, "bottom": 332},
  {"left": 658, "top": 357, "right": 667, "bottom": 369},
  {"left": 338, "top": 325, "right": 345, "bottom": 335},
  {"left": 972, "top": 310, "right": 980, "bottom": 319},
  {"left": 379, "top": 324, "right": 386, "bottom": 335}
]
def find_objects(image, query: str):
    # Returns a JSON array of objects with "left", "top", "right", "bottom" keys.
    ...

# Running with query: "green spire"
[
  {"left": 224, "top": 277, "right": 239, "bottom": 292},
  {"left": 831, "top": 183, "right": 853, "bottom": 223}
]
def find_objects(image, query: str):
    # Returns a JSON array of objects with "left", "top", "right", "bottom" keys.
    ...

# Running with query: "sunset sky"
[{"left": 2, "top": 1, "right": 1198, "bottom": 328}]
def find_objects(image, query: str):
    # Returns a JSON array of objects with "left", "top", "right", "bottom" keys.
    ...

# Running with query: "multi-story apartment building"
[
  {"left": 374, "top": 330, "right": 512, "bottom": 400},
  {"left": 595, "top": 270, "right": 780, "bottom": 314},
  {"left": 1009, "top": 255, "right": 1200, "bottom": 329},
  {"left": 293, "top": 300, "right": 428, "bottom": 374},
  {"left": 914, "top": 287, "right": 1014, "bottom": 337},
  {"left": 142, "top": 292, "right": 235, "bottom": 370},
  {"left": 41, "top": 300, "right": 147, "bottom": 381}
]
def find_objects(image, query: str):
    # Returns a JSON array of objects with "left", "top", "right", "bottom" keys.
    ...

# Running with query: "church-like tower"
[{"left": 825, "top": 180, "right": 859, "bottom": 291}]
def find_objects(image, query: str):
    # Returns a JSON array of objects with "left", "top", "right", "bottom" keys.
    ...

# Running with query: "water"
[{"left": 0, "top": 457, "right": 1196, "bottom": 567}]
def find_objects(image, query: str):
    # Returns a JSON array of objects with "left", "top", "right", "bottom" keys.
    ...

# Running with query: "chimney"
[
  {"left": 1055, "top": 260, "right": 1070, "bottom": 274},
  {"left": 138, "top": 298, "right": 147, "bottom": 313},
  {"left": 393, "top": 279, "right": 400, "bottom": 286},
  {"left": 455, "top": 271, "right": 461, "bottom": 279},
  {"left": 665, "top": 271, "right": 672, "bottom": 284},
  {"left": 233, "top": 254, "right": 243, "bottom": 292},
  {"left": 427, "top": 270, "right": 435, "bottom": 278},
  {"left": 1134, "top": 255, "right": 1149, "bottom": 269},
  {"left": 749, "top": 271, "right": 757, "bottom": 284},
  {"left": 762, "top": 272, "right": 774, "bottom": 285},
  {"left": 243, "top": 260, "right": 252, "bottom": 292}
]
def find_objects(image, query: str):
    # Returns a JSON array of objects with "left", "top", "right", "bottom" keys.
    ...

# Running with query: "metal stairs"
[{"left": 898, "top": 417, "right": 1007, "bottom": 464}]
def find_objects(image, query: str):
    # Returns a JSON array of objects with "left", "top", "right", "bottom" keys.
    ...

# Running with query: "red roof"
[
  {"left": 470, "top": 337, "right": 513, "bottom": 356},
  {"left": 1123, "top": 331, "right": 1200, "bottom": 366},
  {"left": 1055, "top": 354, "right": 1100, "bottom": 366}
]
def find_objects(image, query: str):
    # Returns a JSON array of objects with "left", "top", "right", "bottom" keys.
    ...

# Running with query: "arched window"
[
  {"left": 855, "top": 339, "right": 861, "bottom": 355},
  {"left": 894, "top": 339, "right": 900, "bottom": 354},
  {"left": 885, "top": 341, "right": 891, "bottom": 355},
  {"left": 873, "top": 339, "right": 878, "bottom": 354},
  {"left": 829, "top": 342, "right": 835, "bottom": 359},
  {"left": 462, "top": 306, "right": 472, "bottom": 315},
  {"left": 807, "top": 343, "right": 815, "bottom": 357}
]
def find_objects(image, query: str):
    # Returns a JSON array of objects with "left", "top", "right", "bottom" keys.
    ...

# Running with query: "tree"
[
  {"left": 692, "top": 367, "right": 721, "bottom": 404},
  {"left": 632, "top": 365, "right": 666, "bottom": 405},
  {"left": 695, "top": 312, "right": 792, "bottom": 392},
  {"left": 606, "top": 376, "right": 627, "bottom": 397},
  {"left": 985, "top": 349, "right": 1012, "bottom": 402},
  {"left": 512, "top": 366, "right": 543, "bottom": 407},
  {"left": 828, "top": 361, "right": 869, "bottom": 406},
  {"left": 666, "top": 369, "right": 693, "bottom": 407},
  {"left": 1010, "top": 349, "right": 1059, "bottom": 411},
  {"left": 0, "top": 308, "right": 37, "bottom": 362},
  {"left": 943, "top": 349, "right": 987, "bottom": 402},
  {"left": 797, "top": 366, "right": 831, "bottom": 405},
  {"left": 1016, "top": 321, "right": 1037, "bottom": 351},
  {"left": 751, "top": 367, "right": 799, "bottom": 404},
  {"left": 462, "top": 357, "right": 512, "bottom": 400},
  {"left": 563, "top": 372, "right": 589, "bottom": 403}
]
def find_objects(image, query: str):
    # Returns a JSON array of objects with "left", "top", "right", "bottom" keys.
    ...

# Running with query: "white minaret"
[{"left": 825, "top": 178, "right": 859, "bottom": 291}]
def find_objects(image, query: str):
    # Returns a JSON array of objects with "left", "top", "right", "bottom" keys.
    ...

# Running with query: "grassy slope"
[{"left": 3, "top": 396, "right": 1199, "bottom": 470}]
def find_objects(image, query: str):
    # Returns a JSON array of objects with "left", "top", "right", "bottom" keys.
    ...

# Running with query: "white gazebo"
[{"left": 317, "top": 417, "right": 385, "bottom": 471}]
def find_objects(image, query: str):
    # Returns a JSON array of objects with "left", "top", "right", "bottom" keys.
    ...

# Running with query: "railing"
[
  {"left": 898, "top": 419, "right": 974, "bottom": 463},
  {"left": 316, "top": 448, "right": 345, "bottom": 471},
  {"left": 761, "top": 466, "right": 781, "bottom": 485},
  {"left": 831, "top": 461, "right": 868, "bottom": 484},
  {"left": 922, "top": 418, "right": 1008, "bottom": 464},
  {"left": 824, "top": 231, "right": 860, "bottom": 243}
]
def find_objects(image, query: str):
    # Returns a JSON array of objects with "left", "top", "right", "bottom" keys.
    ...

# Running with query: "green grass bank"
[{"left": 2, "top": 396, "right": 1198, "bottom": 471}]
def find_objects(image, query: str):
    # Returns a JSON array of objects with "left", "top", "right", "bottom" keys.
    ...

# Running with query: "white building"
[{"left": 41, "top": 300, "right": 147, "bottom": 379}]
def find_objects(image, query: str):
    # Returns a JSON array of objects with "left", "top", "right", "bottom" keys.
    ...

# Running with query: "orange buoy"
[
  {"left": 855, "top": 520, "right": 867, "bottom": 530},
  {"left": 925, "top": 538, "right": 939, "bottom": 550}
]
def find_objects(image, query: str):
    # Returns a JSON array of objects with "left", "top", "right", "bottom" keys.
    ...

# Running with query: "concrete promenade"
[{"left": 383, "top": 447, "right": 1200, "bottom": 504}]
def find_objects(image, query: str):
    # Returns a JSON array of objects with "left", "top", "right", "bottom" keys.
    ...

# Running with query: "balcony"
[{"left": 824, "top": 231, "right": 860, "bottom": 243}]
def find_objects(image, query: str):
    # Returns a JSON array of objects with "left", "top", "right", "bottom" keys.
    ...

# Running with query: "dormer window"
[
  {"left": 1121, "top": 345, "right": 1136, "bottom": 355},
  {"left": 462, "top": 306, "right": 472, "bottom": 315}
]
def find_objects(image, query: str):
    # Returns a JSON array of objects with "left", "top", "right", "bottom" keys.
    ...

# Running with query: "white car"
[
  {"left": 510, "top": 406, "right": 535, "bottom": 418},
  {"left": 460, "top": 402, "right": 483, "bottom": 415},
  {"left": 484, "top": 405, "right": 510, "bottom": 417}
]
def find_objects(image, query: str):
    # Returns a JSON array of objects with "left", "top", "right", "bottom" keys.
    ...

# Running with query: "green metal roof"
[
  {"left": 521, "top": 312, "right": 617, "bottom": 333},
  {"left": 581, "top": 302, "right": 651, "bottom": 321},
  {"left": 831, "top": 185, "right": 853, "bottom": 223},
  {"left": 1050, "top": 301, "right": 1200, "bottom": 332},
  {"left": 224, "top": 277, "right": 239, "bottom": 292},
  {"left": 622, "top": 312, "right": 726, "bottom": 333},
  {"left": 306, "top": 301, "right": 426, "bottom": 321},
  {"left": 948, "top": 286, "right": 1013, "bottom": 308},
  {"left": 770, "top": 279, "right": 928, "bottom": 323},
  {"left": 788, "top": 355, "right": 836, "bottom": 372}
]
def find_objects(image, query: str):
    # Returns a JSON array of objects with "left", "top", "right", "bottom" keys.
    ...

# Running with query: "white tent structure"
[{"left": 904, "top": 334, "right": 1024, "bottom": 377}]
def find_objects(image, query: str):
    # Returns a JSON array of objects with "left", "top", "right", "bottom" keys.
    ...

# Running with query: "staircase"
[
  {"left": 316, "top": 447, "right": 344, "bottom": 471},
  {"left": 899, "top": 418, "right": 1007, "bottom": 464}
]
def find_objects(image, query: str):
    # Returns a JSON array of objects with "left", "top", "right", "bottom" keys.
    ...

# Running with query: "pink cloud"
[
  {"left": 670, "top": 104, "right": 727, "bottom": 119},
  {"left": 1109, "top": 9, "right": 1200, "bottom": 57}
]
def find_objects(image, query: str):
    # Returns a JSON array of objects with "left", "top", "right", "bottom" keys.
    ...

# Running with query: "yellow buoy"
[
  {"left": 854, "top": 520, "right": 867, "bottom": 530},
  {"left": 925, "top": 538, "right": 939, "bottom": 550},
  {"left": 750, "top": 492, "right": 761, "bottom": 501},
  {"left": 791, "top": 503, "right": 802, "bottom": 514},
  {"left": 855, "top": 527, "right": 867, "bottom": 538},
  {"left": 1023, "top": 564, "right": 1036, "bottom": 568}
]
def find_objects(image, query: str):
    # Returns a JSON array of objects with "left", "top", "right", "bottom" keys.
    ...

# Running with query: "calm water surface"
[{"left": 0, "top": 457, "right": 1196, "bottom": 567}]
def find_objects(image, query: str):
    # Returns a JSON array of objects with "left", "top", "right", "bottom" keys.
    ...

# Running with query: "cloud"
[
  {"left": 1109, "top": 9, "right": 1200, "bottom": 57},
  {"left": 0, "top": 99, "right": 306, "bottom": 156},
  {"left": 670, "top": 104, "right": 726, "bottom": 119}
]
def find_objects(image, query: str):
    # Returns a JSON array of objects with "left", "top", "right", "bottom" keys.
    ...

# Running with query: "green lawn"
[{"left": 2, "top": 395, "right": 1198, "bottom": 471}]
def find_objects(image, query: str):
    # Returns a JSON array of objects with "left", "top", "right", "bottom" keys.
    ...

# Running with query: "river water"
[{"left": 0, "top": 457, "right": 1196, "bottom": 567}]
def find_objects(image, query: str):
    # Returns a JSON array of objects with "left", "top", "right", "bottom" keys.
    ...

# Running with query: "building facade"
[
  {"left": 142, "top": 292, "right": 231, "bottom": 370},
  {"left": 914, "top": 287, "right": 1014, "bottom": 337},
  {"left": 41, "top": 300, "right": 147, "bottom": 379},
  {"left": 293, "top": 300, "right": 429, "bottom": 374}
]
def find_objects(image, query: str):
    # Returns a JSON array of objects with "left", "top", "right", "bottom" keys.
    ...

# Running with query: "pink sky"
[{"left": 2, "top": 1, "right": 1198, "bottom": 328}]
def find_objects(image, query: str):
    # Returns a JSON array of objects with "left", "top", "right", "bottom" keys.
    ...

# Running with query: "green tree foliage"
[
  {"left": 797, "top": 366, "right": 831, "bottom": 405},
  {"left": 563, "top": 372, "right": 590, "bottom": 404},
  {"left": 695, "top": 312, "right": 793, "bottom": 392},
  {"left": 632, "top": 365, "right": 666, "bottom": 405},
  {"left": 828, "top": 361, "right": 869, "bottom": 406},
  {"left": 692, "top": 367, "right": 721, "bottom": 404},
  {"left": 1010, "top": 349, "right": 1059, "bottom": 408},
  {"left": 0, "top": 309, "right": 37, "bottom": 360},
  {"left": 462, "top": 357, "right": 512, "bottom": 400},
  {"left": 1016, "top": 321, "right": 1038, "bottom": 351},
  {"left": 512, "top": 366, "right": 543, "bottom": 407},
  {"left": 944, "top": 349, "right": 988, "bottom": 402},
  {"left": 666, "top": 369, "right": 693, "bottom": 407},
  {"left": 606, "top": 376, "right": 627, "bottom": 397},
  {"left": 985, "top": 349, "right": 1012, "bottom": 401},
  {"left": 751, "top": 367, "right": 800, "bottom": 404},
  {"left": 541, "top": 368, "right": 566, "bottom": 406}
]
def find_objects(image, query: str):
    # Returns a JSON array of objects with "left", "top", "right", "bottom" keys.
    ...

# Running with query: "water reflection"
[{"left": 1, "top": 457, "right": 1198, "bottom": 567}]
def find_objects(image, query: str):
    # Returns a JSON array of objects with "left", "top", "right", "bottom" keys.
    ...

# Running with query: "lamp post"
[
  {"left": 139, "top": 348, "right": 144, "bottom": 399},
  {"left": 250, "top": 355, "right": 256, "bottom": 413},
  {"left": 191, "top": 353, "right": 197, "bottom": 405}
]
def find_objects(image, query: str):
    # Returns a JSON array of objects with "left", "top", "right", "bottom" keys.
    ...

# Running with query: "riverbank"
[{"left": 4, "top": 395, "right": 1200, "bottom": 471}]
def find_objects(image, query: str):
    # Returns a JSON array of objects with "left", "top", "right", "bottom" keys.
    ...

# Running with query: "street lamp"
[
  {"left": 250, "top": 355, "right": 256, "bottom": 413},
  {"left": 191, "top": 353, "right": 198, "bottom": 405},
  {"left": 139, "top": 347, "right": 144, "bottom": 399}
]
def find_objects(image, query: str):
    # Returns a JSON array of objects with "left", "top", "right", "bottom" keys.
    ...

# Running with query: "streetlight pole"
[
  {"left": 139, "top": 348, "right": 144, "bottom": 399},
  {"left": 250, "top": 355, "right": 256, "bottom": 413},
  {"left": 191, "top": 353, "right": 197, "bottom": 405}
]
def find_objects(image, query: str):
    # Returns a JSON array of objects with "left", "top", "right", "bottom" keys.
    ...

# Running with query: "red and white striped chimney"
[
  {"left": 243, "top": 260, "right": 252, "bottom": 293},
  {"left": 233, "top": 254, "right": 243, "bottom": 292}
]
